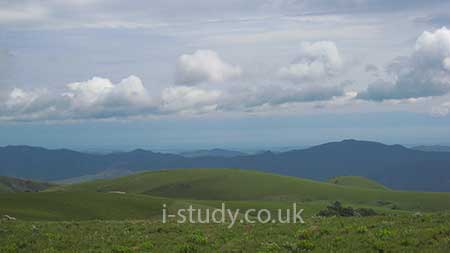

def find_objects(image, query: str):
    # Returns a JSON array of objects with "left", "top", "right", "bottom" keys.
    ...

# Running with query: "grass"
[
  {"left": 327, "top": 176, "right": 390, "bottom": 190},
  {"left": 1, "top": 213, "right": 449, "bottom": 252}
]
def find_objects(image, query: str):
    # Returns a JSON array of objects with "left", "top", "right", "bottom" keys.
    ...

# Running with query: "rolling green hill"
[
  {"left": 327, "top": 176, "right": 390, "bottom": 190},
  {"left": 1, "top": 168, "right": 449, "bottom": 221},
  {"left": 0, "top": 176, "right": 54, "bottom": 193},
  {"left": 60, "top": 168, "right": 450, "bottom": 212}
]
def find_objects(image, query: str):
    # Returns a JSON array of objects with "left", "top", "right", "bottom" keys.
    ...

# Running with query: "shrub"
[
  {"left": 282, "top": 240, "right": 315, "bottom": 252},
  {"left": 178, "top": 243, "right": 198, "bottom": 253},
  {"left": 188, "top": 231, "right": 207, "bottom": 245},
  {"left": 317, "top": 201, "right": 377, "bottom": 217},
  {"left": 259, "top": 242, "right": 281, "bottom": 252},
  {"left": 296, "top": 240, "right": 315, "bottom": 251},
  {"left": 357, "top": 225, "right": 369, "bottom": 234},
  {"left": 296, "top": 229, "right": 314, "bottom": 240}
]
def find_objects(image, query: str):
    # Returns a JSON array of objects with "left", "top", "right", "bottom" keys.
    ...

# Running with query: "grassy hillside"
[
  {"left": 0, "top": 192, "right": 174, "bottom": 220},
  {"left": 61, "top": 168, "right": 450, "bottom": 212},
  {"left": 1, "top": 168, "right": 449, "bottom": 221},
  {"left": 0, "top": 176, "right": 54, "bottom": 193},
  {"left": 327, "top": 176, "right": 390, "bottom": 190}
]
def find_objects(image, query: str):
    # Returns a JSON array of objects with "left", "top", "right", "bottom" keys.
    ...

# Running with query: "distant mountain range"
[
  {"left": 1, "top": 140, "right": 450, "bottom": 192},
  {"left": 179, "top": 148, "right": 246, "bottom": 158},
  {"left": 412, "top": 145, "right": 450, "bottom": 152}
]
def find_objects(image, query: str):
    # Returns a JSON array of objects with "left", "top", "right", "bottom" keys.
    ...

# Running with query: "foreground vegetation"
[{"left": 1, "top": 213, "right": 449, "bottom": 252}]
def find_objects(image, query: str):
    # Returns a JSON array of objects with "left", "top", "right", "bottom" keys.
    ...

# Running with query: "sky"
[{"left": 1, "top": 0, "right": 450, "bottom": 151}]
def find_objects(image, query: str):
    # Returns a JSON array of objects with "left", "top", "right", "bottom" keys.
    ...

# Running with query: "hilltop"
[{"left": 327, "top": 176, "right": 390, "bottom": 191}]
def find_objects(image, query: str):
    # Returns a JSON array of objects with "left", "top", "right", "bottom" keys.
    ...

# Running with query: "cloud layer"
[
  {"left": 4, "top": 23, "right": 450, "bottom": 121},
  {"left": 1, "top": 0, "right": 444, "bottom": 29},
  {"left": 0, "top": 43, "right": 352, "bottom": 121}
]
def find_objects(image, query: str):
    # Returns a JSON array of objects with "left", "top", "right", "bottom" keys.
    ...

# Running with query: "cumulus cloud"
[
  {"left": 65, "top": 75, "right": 152, "bottom": 109},
  {"left": 278, "top": 41, "right": 343, "bottom": 83},
  {"left": 175, "top": 50, "right": 242, "bottom": 85},
  {"left": 359, "top": 27, "right": 450, "bottom": 101},
  {"left": 0, "top": 75, "right": 157, "bottom": 121}
]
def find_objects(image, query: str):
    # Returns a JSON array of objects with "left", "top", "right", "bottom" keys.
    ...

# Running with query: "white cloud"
[
  {"left": 161, "top": 86, "right": 221, "bottom": 113},
  {"left": 1, "top": 88, "right": 63, "bottom": 121},
  {"left": 5, "top": 88, "right": 39, "bottom": 109},
  {"left": 359, "top": 27, "right": 450, "bottom": 101},
  {"left": 175, "top": 50, "right": 242, "bottom": 85},
  {"left": 65, "top": 75, "right": 151, "bottom": 110},
  {"left": 278, "top": 41, "right": 343, "bottom": 83}
]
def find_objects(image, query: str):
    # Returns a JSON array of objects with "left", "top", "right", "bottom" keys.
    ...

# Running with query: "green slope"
[
  {"left": 0, "top": 176, "right": 54, "bottom": 193},
  {"left": 327, "top": 176, "right": 390, "bottom": 190},
  {"left": 0, "top": 192, "right": 175, "bottom": 220},
  {"left": 61, "top": 168, "right": 450, "bottom": 212},
  {"left": 0, "top": 192, "right": 405, "bottom": 221}
]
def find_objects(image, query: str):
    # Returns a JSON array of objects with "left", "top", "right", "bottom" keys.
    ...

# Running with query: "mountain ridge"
[{"left": 1, "top": 140, "right": 450, "bottom": 192}]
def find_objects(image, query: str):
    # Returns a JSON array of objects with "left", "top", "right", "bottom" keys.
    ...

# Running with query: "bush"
[
  {"left": 259, "top": 242, "right": 281, "bottom": 252},
  {"left": 282, "top": 240, "right": 315, "bottom": 252},
  {"left": 357, "top": 225, "right": 369, "bottom": 234},
  {"left": 178, "top": 243, "right": 198, "bottom": 253},
  {"left": 317, "top": 201, "right": 377, "bottom": 217},
  {"left": 188, "top": 231, "right": 207, "bottom": 245}
]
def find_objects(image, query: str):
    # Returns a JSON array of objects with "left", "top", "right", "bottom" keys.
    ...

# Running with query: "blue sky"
[{"left": 1, "top": 0, "right": 450, "bottom": 150}]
